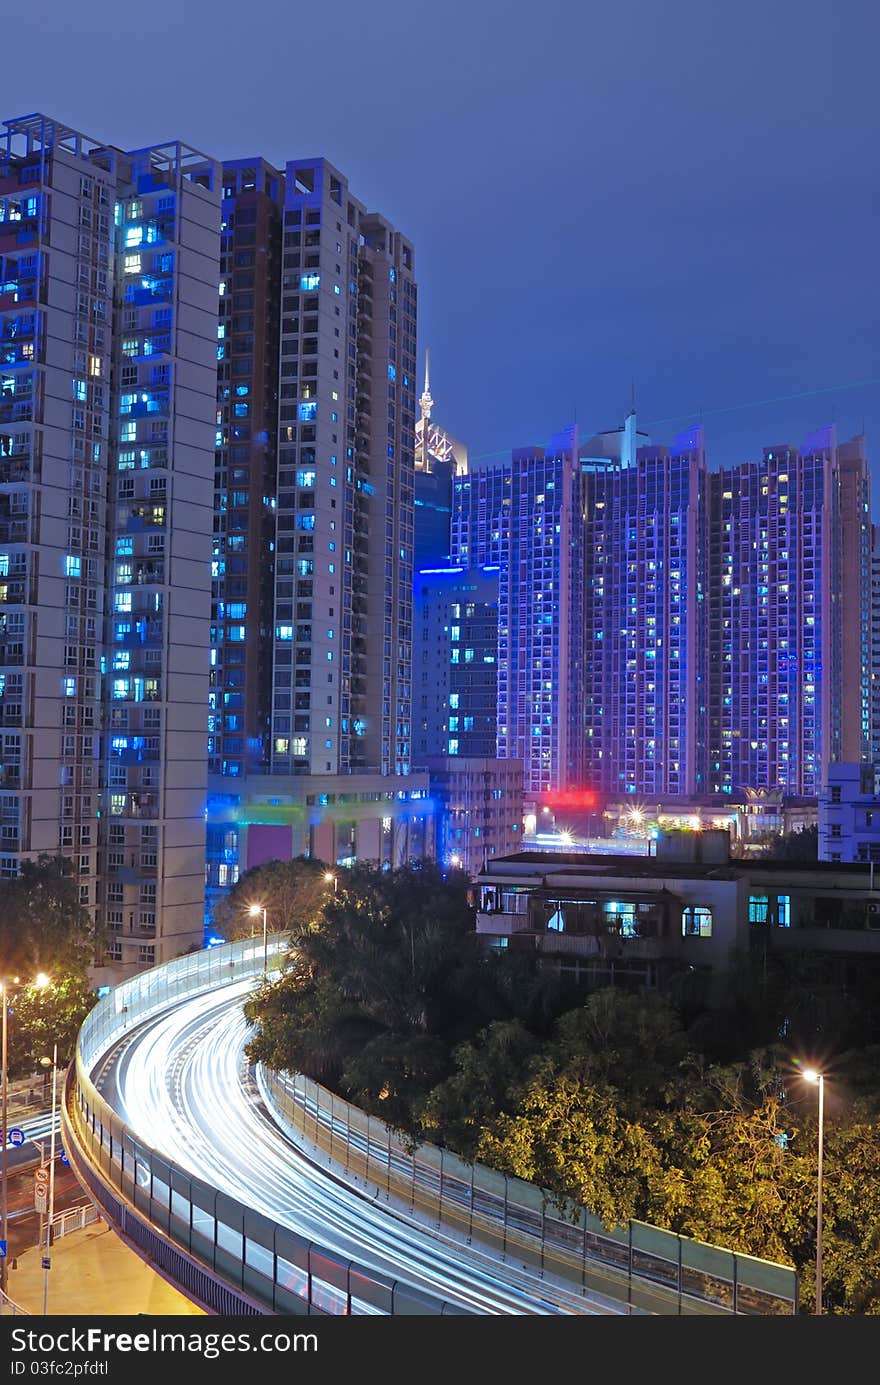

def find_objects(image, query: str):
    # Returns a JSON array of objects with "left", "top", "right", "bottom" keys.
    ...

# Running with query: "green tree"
[
  {"left": 244, "top": 861, "right": 526, "bottom": 1132},
  {"left": 213, "top": 855, "right": 334, "bottom": 940},
  {"left": 477, "top": 1069, "right": 662, "bottom": 1226},
  {"left": 0, "top": 855, "right": 98, "bottom": 978},
  {"left": 6, "top": 973, "right": 97, "bottom": 1078},
  {"left": 761, "top": 823, "right": 818, "bottom": 862},
  {"left": 419, "top": 1019, "right": 539, "bottom": 1157}
]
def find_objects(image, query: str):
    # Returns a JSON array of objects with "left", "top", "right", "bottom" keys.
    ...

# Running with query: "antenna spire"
[{"left": 419, "top": 348, "right": 433, "bottom": 423}]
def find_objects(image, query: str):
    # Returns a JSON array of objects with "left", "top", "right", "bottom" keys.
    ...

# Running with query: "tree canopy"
[
  {"left": 0, "top": 854, "right": 98, "bottom": 980},
  {"left": 6, "top": 972, "right": 97, "bottom": 1077},
  {"left": 213, "top": 855, "right": 334, "bottom": 941}
]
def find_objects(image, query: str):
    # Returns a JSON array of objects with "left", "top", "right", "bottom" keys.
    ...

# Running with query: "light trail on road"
[{"left": 103, "top": 980, "right": 624, "bottom": 1315}]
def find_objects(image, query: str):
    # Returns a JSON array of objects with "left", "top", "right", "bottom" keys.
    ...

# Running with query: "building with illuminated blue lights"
[
  {"left": 0, "top": 113, "right": 220, "bottom": 975},
  {"left": 413, "top": 565, "right": 500, "bottom": 761},
  {"left": 707, "top": 427, "right": 869, "bottom": 797},
  {"left": 206, "top": 155, "right": 425, "bottom": 915},
  {"left": 451, "top": 426, "right": 583, "bottom": 796},
  {"left": 581, "top": 417, "right": 708, "bottom": 797}
]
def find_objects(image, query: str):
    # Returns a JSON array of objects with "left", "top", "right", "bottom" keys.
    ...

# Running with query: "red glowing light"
[{"left": 543, "top": 789, "right": 599, "bottom": 810}]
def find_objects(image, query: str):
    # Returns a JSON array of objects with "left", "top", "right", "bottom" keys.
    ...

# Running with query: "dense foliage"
[
  {"left": 0, "top": 855, "right": 98, "bottom": 977},
  {"left": 0, "top": 855, "right": 100, "bottom": 1077},
  {"left": 244, "top": 862, "right": 880, "bottom": 1313},
  {"left": 213, "top": 855, "right": 334, "bottom": 940},
  {"left": 7, "top": 972, "right": 97, "bottom": 1076}
]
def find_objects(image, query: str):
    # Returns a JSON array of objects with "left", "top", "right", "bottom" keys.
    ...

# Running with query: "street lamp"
[
  {"left": 323, "top": 871, "right": 337, "bottom": 895},
  {"left": 0, "top": 975, "right": 15, "bottom": 1299},
  {"left": 38, "top": 1042, "right": 58, "bottom": 1317},
  {"left": 1, "top": 971, "right": 49, "bottom": 1298},
  {"left": 248, "top": 903, "right": 268, "bottom": 979},
  {"left": 803, "top": 1068, "right": 825, "bottom": 1315}
]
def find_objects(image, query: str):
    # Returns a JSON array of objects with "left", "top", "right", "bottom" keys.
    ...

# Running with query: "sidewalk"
[{"left": 6, "top": 1219, "right": 204, "bottom": 1316}]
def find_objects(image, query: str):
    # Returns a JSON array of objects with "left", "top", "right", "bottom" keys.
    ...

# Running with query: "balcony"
[
  {"left": 0, "top": 224, "right": 39, "bottom": 255},
  {"left": 132, "top": 561, "right": 164, "bottom": 585},
  {"left": 0, "top": 518, "right": 28, "bottom": 543},
  {"left": 0, "top": 579, "right": 34, "bottom": 605},
  {"left": 111, "top": 791, "right": 159, "bottom": 820}
]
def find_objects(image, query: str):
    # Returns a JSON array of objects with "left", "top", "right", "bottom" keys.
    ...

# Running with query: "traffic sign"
[
  {"left": 60, "top": 1148, "right": 69, "bottom": 1167},
  {"left": 34, "top": 1192, "right": 47, "bottom": 1215},
  {"left": 0, "top": 1240, "right": 6, "bottom": 1259},
  {"left": 34, "top": 1166, "right": 49, "bottom": 1191},
  {"left": 8, "top": 1128, "right": 24, "bottom": 1147}
]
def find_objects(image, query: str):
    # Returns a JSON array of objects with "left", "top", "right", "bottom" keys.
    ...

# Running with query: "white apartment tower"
[
  {"left": 0, "top": 114, "right": 220, "bottom": 972},
  {"left": 271, "top": 160, "right": 417, "bottom": 779}
]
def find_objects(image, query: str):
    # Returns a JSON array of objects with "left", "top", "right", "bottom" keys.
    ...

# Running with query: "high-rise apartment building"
[
  {"left": 0, "top": 113, "right": 220, "bottom": 971},
  {"left": 210, "top": 158, "right": 283, "bottom": 780},
  {"left": 451, "top": 427, "right": 583, "bottom": 796},
  {"left": 206, "top": 156, "right": 425, "bottom": 904},
  {"left": 413, "top": 565, "right": 500, "bottom": 761},
  {"left": 581, "top": 419, "right": 708, "bottom": 797},
  {"left": 707, "top": 427, "right": 869, "bottom": 797}
]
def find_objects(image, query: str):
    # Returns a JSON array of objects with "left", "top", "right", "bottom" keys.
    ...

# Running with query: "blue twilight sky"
[{"left": 6, "top": 0, "right": 880, "bottom": 493}]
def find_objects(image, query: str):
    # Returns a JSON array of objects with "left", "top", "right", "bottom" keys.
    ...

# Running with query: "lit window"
[
  {"left": 682, "top": 906, "right": 713, "bottom": 938},
  {"left": 748, "top": 894, "right": 769, "bottom": 924}
]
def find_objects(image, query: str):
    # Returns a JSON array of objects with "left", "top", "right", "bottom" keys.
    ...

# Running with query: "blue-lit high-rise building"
[
  {"left": 451, "top": 426, "right": 583, "bottom": 796},
  {"left": 708, "top": 427, "right": 870, "bottom": 798},
  {"left": 581, "top": 417, "right": 708, "bottom": 798},
  {"left": 413, "top": 565, "right": 500, "bottom": 761},
  {"left": 580, "top": 416, "right": 869, "bottom": 802},
  {"left": 0, "top": 113, "right": 221, "bottom": 973}
]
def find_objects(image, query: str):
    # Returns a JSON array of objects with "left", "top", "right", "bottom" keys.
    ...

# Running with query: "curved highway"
[{"left": 91, "top": 979, "right": 623, "bottom": 1316}]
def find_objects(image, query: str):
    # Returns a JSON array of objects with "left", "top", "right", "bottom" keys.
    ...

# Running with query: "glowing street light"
[
  {"left": 803, "top": 1068, "right": 825, "bottom": 1315},
  {"left": 323, "top": 872, "right": 337, "bottom": 895},
  {"left": 248, "top": 903, "right": 268, "bottom": 979},
  {"left": 1, "top": 971, "right": 50, "bottom": 1298}
]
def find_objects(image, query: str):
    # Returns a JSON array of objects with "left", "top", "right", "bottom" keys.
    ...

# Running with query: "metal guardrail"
[
  {"left": 63, "top": 936, "right": 471, "bottom": 1316},
  {"left": 0, "top": 1288, "right": 29, "bottom": 1316},
  {"left": 264, "top": 1070, "right": 798, "bottom": 1316},
  {"left": 50, "top": 1201, "right": 99, "bottom": 1241}
]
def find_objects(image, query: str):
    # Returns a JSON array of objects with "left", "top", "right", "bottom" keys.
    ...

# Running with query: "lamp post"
[
  {"left": 0, "top": 977, "right": 12, "bottom": 1299},
  {"left": 803, "top": 1068, "right": 825, "bottom": 1314},
  {"left": 39, "top": 1042, "right": 58, "bottom": 1317},
  {"left": 1, "top": 971, "right": 49, "bottom": 1298},
  {"left": 324, "top": 871, "right": 337, "bottom": 896},
  {"left": 248, "top": 903, "right": 268, "bottom": 979}
]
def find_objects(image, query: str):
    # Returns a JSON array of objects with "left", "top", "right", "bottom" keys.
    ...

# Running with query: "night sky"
[{"left": 8, "top": 0, "right": 880, "bottom": 493}]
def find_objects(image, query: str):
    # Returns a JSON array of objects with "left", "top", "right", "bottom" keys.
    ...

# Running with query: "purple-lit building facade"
[
  {"left": 451, "top": 427, "right": 583, "bottom": 797},
  {"left": 707, "top": 427, "right": 870, "bottom": 798},
  {"left": 581, "top": 418, "right": 708, "bottom": 798}
]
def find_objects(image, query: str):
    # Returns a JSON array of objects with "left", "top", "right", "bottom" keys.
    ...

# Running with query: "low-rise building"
[
  {"left": 818, "top": 761, "right": 880, "bottom": 863},
  {"left": 425, "top": 756, "right": 523, "bottom": 877},
  {"left": 476, "top": 830, "right": 880, "bottom": 993}
]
